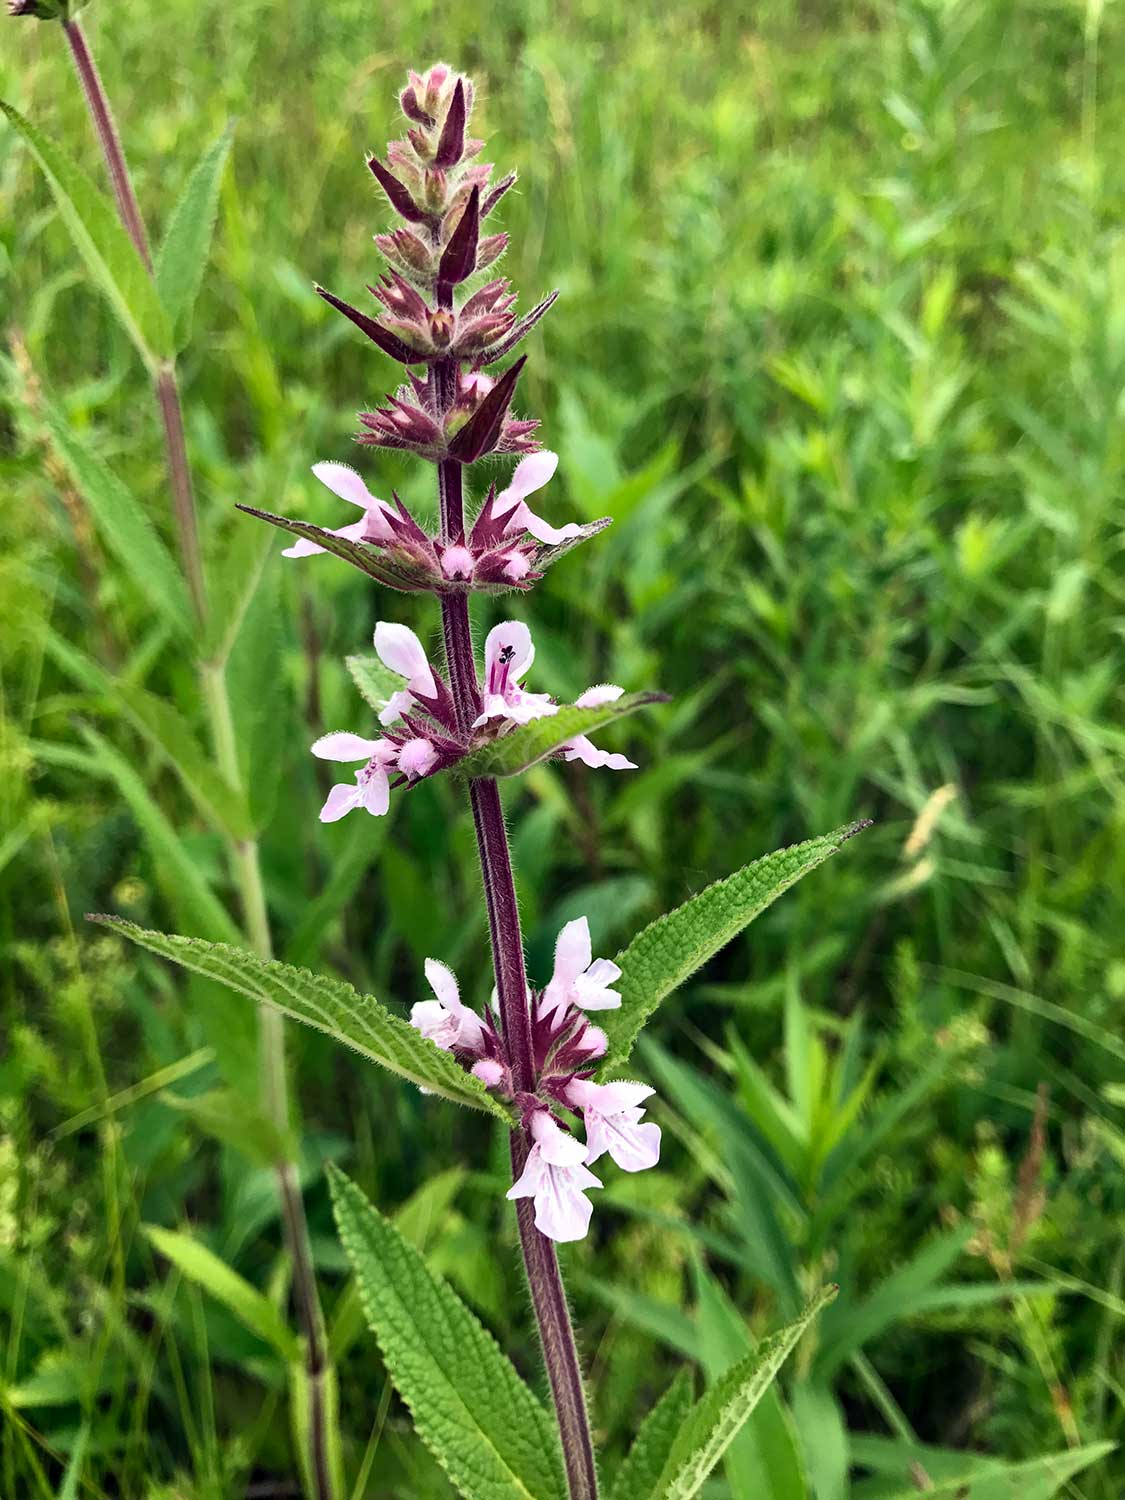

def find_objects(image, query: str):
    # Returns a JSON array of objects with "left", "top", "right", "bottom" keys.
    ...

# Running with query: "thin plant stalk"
[
  {"left": 58, "top": 17, "right": 336, "bottom": 1497},
  {"left": 435, "top": 404, "right": 599, "bottom": 1497}
]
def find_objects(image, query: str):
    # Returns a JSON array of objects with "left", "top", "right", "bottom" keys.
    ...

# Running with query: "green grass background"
[{"left": 2, "top": 0, "right": 1124, "bottom": 1494}]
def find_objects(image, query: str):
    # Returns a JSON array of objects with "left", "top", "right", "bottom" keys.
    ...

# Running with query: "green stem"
[{"left": 62, "top": 20, "right": 337, "bottom": 1496}]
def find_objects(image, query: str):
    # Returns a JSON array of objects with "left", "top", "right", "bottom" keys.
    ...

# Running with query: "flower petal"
[
  {"left": 374, "top": 621, "right": 437, "bottom": 696},
  {"left": 553, "top": 916, "right": 593, "bottom": 987},
  {"left": 357, "top": 767, "right": 390, "bottom": 816},
  {"left": 483, "top": 619, "right": 535, "bottom": 682},
  {"left": 423, "top": 958, "right": 461, "bottom": 1011},
  {"left": 312, "top": 460, "right": 377, "bottom": 511},
  {"left": 319, "top": 783, "right": 361, "bottom": 822},
  {"left": 311, "top": 731, "right": 382, "bottom": 762},
  {"left": 574, "top": 683, "right": 625, "bottom": 709},
  {"left": 494, "top": 450, "right": 559, "bottom": 515}
]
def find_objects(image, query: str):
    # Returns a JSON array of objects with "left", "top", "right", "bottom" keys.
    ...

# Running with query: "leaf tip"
[{"left": 838, "top": 818, "right": 874, "bottom": 844}]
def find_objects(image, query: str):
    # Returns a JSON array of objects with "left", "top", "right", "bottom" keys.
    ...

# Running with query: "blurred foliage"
[{"left": 1, "top": 0, "right": 1123, "bottom": 1494}]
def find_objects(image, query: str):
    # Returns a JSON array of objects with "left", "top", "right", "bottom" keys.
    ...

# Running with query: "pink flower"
[
  {"left": 473, "top": 621, "right": 557, "bottom": 727},
  {"left": 410, "top": 959, "right": 486, "bottom": 1053},
  {"left": 312, "top": 733, "right": 399, "bottom": 821},
  {"left": 560, "top": 683, "right": 637, "bottom": 771},
  {"left": 397, "top": 737, "right": 438, "bottom": 778},
  {"left": 506, "top": 1111, "right": 602, "bottom": 1242},
  {"left": 493, "top": 452, "right": 582, "bottom": 546},
  {"left": 282, "top": 462, "right": 396, "bottom": 558},
  {"left": 373, "top": 621, "right": 438, "bottom": 726},
  {"left": 565, "top": 1079, "right": 661, "bottom": 1173},
  {"left": 440, "top": 543, "right": 475, "bottom": 579},
  {"left": 539, "top": 917, "right": 622, "bottom": 1023}
]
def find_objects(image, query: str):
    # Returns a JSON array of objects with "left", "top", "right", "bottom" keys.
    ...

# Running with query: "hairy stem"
[
  {"left": 62, "top": 22, "right": 336, "bottom": 1497},
  {"left": 63, "top": 20, "right": 153, "bottom": 272},
  {"left": 437, "top": 452, "right": 599, "bottom": 1500}
]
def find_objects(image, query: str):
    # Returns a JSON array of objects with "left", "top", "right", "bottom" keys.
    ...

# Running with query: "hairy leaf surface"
[
  {"left": 1, "top": 102, "right": 172, "bottom": 364},
  {"left": 328, "top": 1168, "right": 567, "bottom": 1500},
  {"left": 601, "top": 823, "right": 869, "bottom": 1070},
  {"left": 155, "top": 124, "right": 233, "bottom": 346},
  {"left": 610, "top": 1369, "right": 693, "bottom": 1500},
  {"left": 91, "top": 920, "right": 512, "bottom": 1121},
  {"left": 651, "top": 1288, "right": 836, "bottom": 1500}
]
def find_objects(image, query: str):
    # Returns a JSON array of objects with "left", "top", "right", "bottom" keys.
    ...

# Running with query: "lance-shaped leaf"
[
  {"left": 316, "top": 284, "right": 422, "bottom": 364},
  {"left": 480, "top": 290, "right": 559, "bottom": 365},
  {"left": 40, "top": 399, "right": 193, "bottom": 639},
  {"left": 531, "top": 514, "right": 612, "bottom": 571},
  {"left": 651, "top": 1288, "right": 836, "bottom": 1500},
  {"left": 1, "top": 102, "right": 172, "bottom": 366},
  {"left": 456, "top": 691, "right": 668, "bottom": 779},
  {"left": 434, "top": 78, "right": 467, "bottom": 167},
  {"left": 610, "top": 1370, "right": 694, "bottom": 1500},
  {"left": 237, "top": 505, "right": 539, "bottom": 596},
  {"left": 599, "top": 822, "right": 870, "bottom": 1072},
  {"left": 143, "top": 1224, "right": 300, "bottom": 1362},
  {"left": 329, "top": 1167, "right": 567, "bottom": 1500},
  {"left": 481, "top": 171, "right": 517, "bottom": 218},
  {"left": 438, "top": 185, "right": 480, "bottom": 289},
  {"left": 367, "top": 154, "right": 429, "bottom": 223},
  {"left": 155, "top": 123, "right": 233, "bottom": 348},
  {"left": 446, "top": 356, "right": 526, "bottom": 464},
  {"left": 236, "top": 505, "right": 437, "bottom": 590},
  {"left": 89, "top": 919, "right": 514, "bottom": 1122}
]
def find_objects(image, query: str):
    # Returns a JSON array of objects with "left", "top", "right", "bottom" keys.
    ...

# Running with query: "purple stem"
[
  {"left": 434, "top": 402, "right": 599, "bottom": 1498},
  {"left": 63, "top": 19, "right": 153, "bottom": 273},
  {"left": 63, "top": 18, "right": 208, "bottom": 628}
]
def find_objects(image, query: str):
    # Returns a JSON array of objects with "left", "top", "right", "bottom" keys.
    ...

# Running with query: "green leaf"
[
  {"left": 41, "top": 401, "right": 193, "bottom": 640},
  {"left": 55, "top": 1422, "right": 90, "bottom": 1500},
  {"left": 610, "top": 1369, "right": 694, "bottom": 1500},
  {"left": 814, "top": 1226, "right": 971, "bottom": 1379},
  {"left": 790, "top": 1384, "right": 848, "bottom": 1500},
  {"left": 457, "top": 692, "right": 669, "bottom": 779},
  {"left": 601, "top": 823, "right": 869, "bottom": 1071},
  {"left": 160, "top": 1087, "right": 290, "bottom": 1165},
  {"left": 875, "top": 1443, "right": 1115, "bottom": 1500},
  {"left": 142, "top": 1223, "right": 299, "bottom": 1361},
  {"left": 155, "top": 124, "right": 233, "bottom": 347},
  {"left": 692, "top": 1253, "right": 807, "bottom": 1500},
  {"left": 1, "top": 101, "right": 172, "bottom": 364},
  {"left": 89, "top": 919, "right": 513, "bottom": 1122},
  {"left": 77, "top": 728, "right": 241, "bottom": 944},
  {"left": 346, "top": 653, "right": 402, "bottom": 714},
  {"left": 115, "top": 682, "right": 254, "bottom": 840},
  {"left": 651, "top": 1287, "right": 836, "bottom": 1500},
  {"left": 328, "top": 1167, "right": 567, "bottom": 1500}
]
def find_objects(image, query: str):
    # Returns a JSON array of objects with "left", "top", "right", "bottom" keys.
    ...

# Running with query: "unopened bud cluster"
[{"left": 259, "top": 64, "right": 662, "bottom": 1242}]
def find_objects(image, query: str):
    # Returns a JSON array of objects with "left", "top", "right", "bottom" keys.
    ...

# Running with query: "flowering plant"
[{"left": 11, "top": 41, "right": 864, "bottom": 1498}]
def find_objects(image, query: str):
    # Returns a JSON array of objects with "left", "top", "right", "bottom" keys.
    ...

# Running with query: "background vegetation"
[{"left": 2, "top": 0, "right": 1123, "bottom": 1494}]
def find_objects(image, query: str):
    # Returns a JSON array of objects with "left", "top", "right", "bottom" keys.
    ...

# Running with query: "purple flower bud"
[
  {"left": 374, "top": 228, "right": 434, "bottom": 277},
  {"left": 445, "top": 357, "right": 526, "bottom": 464},
  {"left": 434, "top": 77, "right": 467, "bottom": 169},
  {"left": 479, "top": 290, "right": 559, "bottom": 364},
  {"left": 399, "top": 86, "right": 435, "bottom": 127},
  {"left": 428, "top": 309, "right": 455, "bottom": 349},
  {"left": 475, "top": 234, "right": 510, "bottom": 273},
  {"left": 316, "top": 285, "right": 423, "bottom": 363},
  {"left": 367, "top": 155, "right": 429, "bottom": 224},
  {"left": 437, "top": 185, "right": 480, "bottom": 292},
  {"left": 481, "top": 172, "right": 517, "bottom": 219}
]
